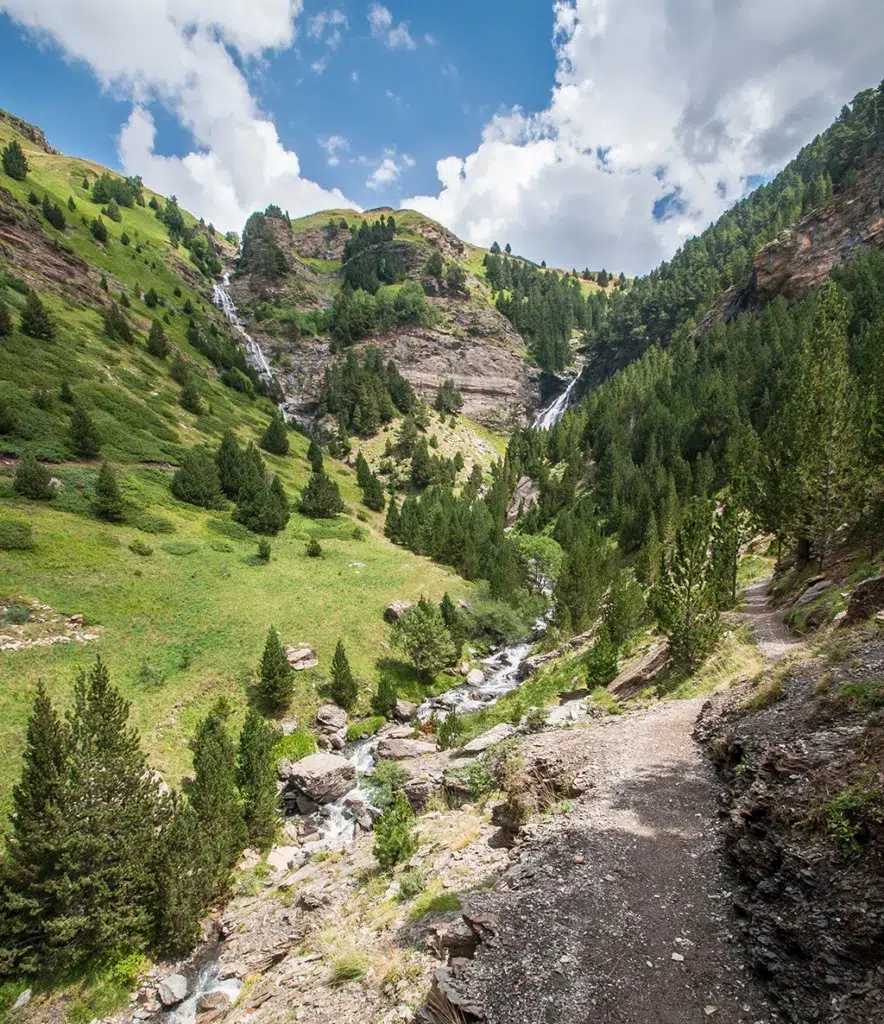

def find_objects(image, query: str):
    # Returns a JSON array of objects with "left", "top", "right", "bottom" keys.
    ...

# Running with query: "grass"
[
  {"left": 408, "top": 886, "right": 462, "bottom": 923},
  {"left": 740, "top": 651, "right": 801, "bottom": 711},
  {"left": 661, "top": 625, "right": 763, "bottom": 700},
  {"left": 273, "top": 728, "right": 318, "bottom": 763}
]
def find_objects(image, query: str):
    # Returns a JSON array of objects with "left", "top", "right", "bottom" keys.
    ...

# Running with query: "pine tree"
[
  {"left": 355, "top": 452, "right": 372, "bottom": 489},
  {"left": 13, "top": 454, "right": 53, "bottom": 500},
  {"left": 189, "top": 702, "right": 247, "bottom": 890},
  {"left": 146, "top": 319, "right": 169, "bottom": 359},
  {"left": 307, "top": 437, "right": 324, "bottom": 472},
  {"left": 260, "top": 412, "right": 289, "bottom": 456},
  {"left": 384, "top": 496, "right": 401, "bottom": 541},
  {"left": 372, "top": 672, "right": 398, "bottom": 718},
  {"left": 69, "top": 406, "right": 102, "bottom": 457},
  {"left": 603, "top": 570, "right": 648, "bottom": 647},
  {"left": 179, "top": 376, "right": 203, "bottom": 415},
  {"left": 19, "top": 291, "right": 55, "bottom": 341},
  {"left": 585, "top": 626, "right": 619, "bottom": 688},
  {"left": 2, "top": 140, "right": 28, "bottom": 180},
  {"left": 216, "top": 428, "right": 245, "bottom": 497},
  {"left": 0, "top": 297, "right": 12, "bottom": 336},
  {"left": 236, "top": 708, "right": 279, "bottom": 850},
  {"left": 653, "top": 498, "right": 721, "bottom": 668},
  {"left": 362, "top": 472, "right": 385, "bottom": 511},
  {"left": 439, "top": 592, "right": 466, "bottom": 659},
  {"left": 299, "top": 470, "right": 344, "bottom": 519},
  {"left": 710, "top": 499, "right": 749, "bottom": 609},
  {"left": 330, "top": 639, "right": 358, "bottom": 710},
  {"left": 90, "top": 217, "right": 108, "bottom": 243},
  {"left": 59, "top": 378, "right": 75, "bottom": 404},
  {"left": 92, "top": 461, "right": 125, "bottom": 521},
  {"left": 258, "top": 626, "right": 294, "bottom": 715},
  {"left": 392, "top": 597, "right": 456, "bottom": 679},
  {"left": 171, "top": 446, "right": 224, "bottom": 508},
  {"left": 268, "top": 474, "right": 290, "bottom": 532},
  {"left": 0, "top": 683, "right": 69, "bottom": 974}
]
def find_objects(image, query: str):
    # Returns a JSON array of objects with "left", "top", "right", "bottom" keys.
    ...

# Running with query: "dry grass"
[{"left": 741, "top": 651, "right": 803, "bottom": 711}]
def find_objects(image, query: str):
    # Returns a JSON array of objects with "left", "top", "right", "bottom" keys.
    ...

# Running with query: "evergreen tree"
[
  {"left": 372, "top": 672, "right": 398, "bottom": 718},
  {"left": 653, "top": 498, "right": 721, "bottom": 668},
  {"left": 260, "top": 412, "right": 289, "bottom": 456},
  {"left": 425, "top": 249, "right": 444, "bottom": 279},
  {"left": 299, "top": 470, "right": 344, "bottom": 519},
  {"left": 236, "top": 708, "right": 279, "bottom": 850},
  {"left": 330, "top": 639, "right": 358, "bottom": 711},
  {"left": 355, "top": 451, "right": 372, "bottom": 489},
  {"left": 90, "top": 217, "right": 108, "bottom": 243},
  {"left": 373, "top": 793, "right": 418, "bottom": 871},
  {"left": 189, "top": 702, "right": 247, "bottom": 890},
  {"left": 710, "top": 499, "right": 749, "bottom": 609},
  {"left": 13, "top": 454, "right": 53, "bottom": 500},
  {"left": 216, "top": 428, "right": 245, "bottom": 497},
  {"left": 179, "top": 375, "right": 203, "bottom": 415},
  {"left": 92, "top": 461, "right": 125, "bottom": 521},
  {"left": 585, "top": 626, "right": 619, "bottom": 688},
  {"left": 258, "top": 626, "right": 294, "bottom": 715},
  {"left": 392, "top": 597, "right": 456, "bottom": 679},
  {"left": 2, "top": 139, "right": 28, "bottom": 180},
  {"left": 439, "top": 592, "right": 467, "bottom": 659},
  {"left": 171, "top": 446, "right": 224, "bottom": 508},
  {"left": 554, "top": 529, "right": 617, "bottom": 633},
  {"left": 103, "top": 302, "right": 134, "bottom": 344},
  {"left": 362, "top": 472, "right": 385, "bottom": 511},
  {"left": 68, "top": 406, "right": 101, "bottom": 457},
  {"left": 19, "top": 291, "right": 55, "bottom": 341},
  {"left": 384, "top": 496, "right": 401, "bottom": 541},
  {"left": 0, "top": 297, "right": 11, "bottom": 336},
  {"left": 603, "top": 570, "right": 648, "bottom": 647},
  {"left": 59, "top": 378, "right": 75, "bottom": 404},
  {"left": 268, "top": 474, "right": 291, "bottom": 533},
  {"left": 307, "top": 437, "right": 324, "bottom": 472},
  {"left": 146, "top": 319, "right": 169, "bottom": 359}
]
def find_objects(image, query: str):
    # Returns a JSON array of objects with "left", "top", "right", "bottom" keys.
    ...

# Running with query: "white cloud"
[
  {"left": 403, "top": 0, "right": 884, "bottom": 275},
  {"left": 440, "top": 62, "right": 458, "bottom": 79},
  {"left": 0, "top": 0, "right": 357, "bottom": 232},
  {"left": 310, "top": 57, "right": 327, "bottom": 73},
  {"left": 368, "top": 3, "right": 416, "bottom": 51},
  {"left": 424, "top": 33, "right": 438, "bottom": 46},
  {"left": 366, "top": 147, "right": 415, "bottom": 190},
  {"left": 319, "top": 134, "right": 349, "bottom": 167},
  {"left": 307, "top": 8, "right": 348, "bottom": 49}
]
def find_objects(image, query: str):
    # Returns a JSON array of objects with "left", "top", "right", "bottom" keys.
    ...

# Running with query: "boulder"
[
  {"left": 796, "top": 579, "right": 834, "bottom": 606},
  {"left": 157, "top": 974, "right": 188, "bottom": 1008},
  {"left": 545, "top": 703, "right": 587, "bottom": 727},
  {"left": 455, "top": 723, "right": 517, "bottom": 756},
  {"left": 384, "top": 600, "right": 413, "bottom": 624},
  {"left": 607, "top": 642, "right": 670, "bottom": 700},
  {"left": 289, "top": 752, "right": 355, "bottom": 803},
  {"left": 459, "top": 661, "right": 471, "bottom": 676},
  {"left": 393, "top": 698, "right": 419, "bottom": 722},
  {"left": 13, "top": 989, "right": 31, "bottom": 1010},
  {"left": 266, "top": 846, "right": 301, "bottom": 872},
  {"left": 285, "top": 644, "right": 318, "bottom": 671},
  {"left": 316, "top": 704, "right": 347, "bottom": 730},
  {"left": 844, "top": 575, "right": 884, "bottom": 625},
  {"left": 466, "top": 669, "right": 486, "bottom": 687},
  {"left": 375, "top": 737, "right": 438, "bottom": 760},
  {"left": 197, "top": 991, "right": 232, "bottom": 1013}
]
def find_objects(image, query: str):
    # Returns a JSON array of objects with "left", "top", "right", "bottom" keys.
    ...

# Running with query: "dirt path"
[
  {"left": 736, "top": 579, "right": 802, "bottom": 662},
  {"left": 457, "top": 699, "right": 778, "bottom": 1024}
]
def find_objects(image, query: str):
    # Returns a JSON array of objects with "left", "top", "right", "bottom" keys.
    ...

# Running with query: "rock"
[
  {"left": 466, "top": 668, "right": 485, "bottom": 686},
  {"left": 13, "top": 988, "right": 31, "bottom": 1009},
  {"left": 68, "top": 613, "right": 83, "bottom": 626},
  {"left": 277, "top": 758, "right": 294, "bottom": 780},
  {"left": 796, "top": 579, "right": 834, "bottom": 606},
  {"left": 506, "top": 475, "right": 541, "bottom": 526},
  {"left": 459, "top": 661, "right": 471, "bottom": 676},
  {"left": 393, "top": 698, "right": 419, "bottom": 722},
  {"left": 266, "top": 846, "right": 301, "bottom": 872},
  {"left": 157, "top": 974, "right": 188, "bottom": 1008},
  {"left": 288, "top": 752, "right": 355, "bottom": 802},
  {"left": 844, "top": 575, "right": 884, "bottom": 624},
  {"left": 404, "top": 776, "right": 440, "bottom": 811},
  {"left": 197, "top": 991, "right": 232, "bottom": 1012},
  {"left": 428, "top": 917, "right": 479, "bottom": 960},
  {"left": 384, "top": 600, "right": 414, "bottom": 624},
  {"left": 607, "top": 642, "right": 671, "bottom": 700},
  {"left": 545, "top": 703, "right": 587, "bottom": 727},
  {"left": 455, "top": 723, "right": 517, "bottom": 756},
  {"left": 295, "top": 793, "right": 321, "bottom": 815},
  {"left": 315, "top": 704, "right": 347, "bottom": 730},
  {"left": 375, "top": 737, "right": 438, "bottom": 760},
  {"left": 285, "top": 644, "right": 318, "bottom": 671}
]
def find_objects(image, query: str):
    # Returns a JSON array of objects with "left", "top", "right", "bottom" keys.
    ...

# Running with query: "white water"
[
  {"left": 165, "top": 958, "right": 242, "bottom": 1024},
  {"left": 211, "top": 275, "right": 274, "bottom": 380},
  {"left": 533, "top": 375, "right": 579, "bottom": 430}
]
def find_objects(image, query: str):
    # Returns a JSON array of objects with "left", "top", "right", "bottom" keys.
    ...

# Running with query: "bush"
[
  {"left": 0, "top": 517, "right": 35, "bottom": 550},
  {"left": 373, "top": 793, "right": 418, "bottom": 871},
  {"left": 435, "top": 708, "right": 463, "bottom": 750},
  {"left": 13, "top": 454, "right": 54, "bottom": 500},
  {"left": 272, "top": 728, "right": 317, "bottom": 764},
  {"left": 2, "top": 139, "right": 28, "bottom": 180},
  {"left": 91, "top": 217, "right": 108, "bottom": 243},
  {"left": 19, "top": 291, "right": 55, "bottom": 340},
  {"left": 129, "top": 538, "right": 153, "bottom": 556},
  {"left": 366, "top": 759, "right": 409, "bottom": 810},
  {"left": 0, "top": 399, "right": 19, "bottom": 435},
  {"left": 3, "top": 603, "right": 31, "bottom": 625},
  {"left": 257, "top": 537, "right": 271, "bottom": 562},
  {"left": 346, "top": 716, "right": 385, "bottom": 742},
  {"left": 397, "top": 868, "right": 426, "bottom": 901},
  {"left": 305, "top": 536, "right": 323, "bottom": 557}
]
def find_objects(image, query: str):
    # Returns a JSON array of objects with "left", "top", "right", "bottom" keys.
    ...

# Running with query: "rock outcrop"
[{"left": 284, "top": 753, "right": 355, "bottom": 803}]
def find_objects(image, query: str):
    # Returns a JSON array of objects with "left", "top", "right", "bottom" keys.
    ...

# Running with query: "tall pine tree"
[{"left": 236, "top": 708, "right": 279, "bottom": 850}]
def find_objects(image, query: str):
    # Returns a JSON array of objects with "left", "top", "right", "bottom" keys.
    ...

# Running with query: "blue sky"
[{"left": 1, "top": 1, "right": 882, "bottom": 274}]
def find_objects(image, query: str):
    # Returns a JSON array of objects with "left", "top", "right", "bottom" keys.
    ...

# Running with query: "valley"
[{"left": 2, "top": 75, "right": 884, "bottom": 1024}]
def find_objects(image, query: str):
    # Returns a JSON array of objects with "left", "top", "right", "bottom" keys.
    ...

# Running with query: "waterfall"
[
  {"left": 533, "top": 376, "right": 579, "bottom": 430},
  {"left": 211, "top": 275, "right": 274, "bottom": 380}
]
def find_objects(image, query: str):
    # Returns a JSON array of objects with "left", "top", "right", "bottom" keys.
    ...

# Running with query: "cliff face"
[{"left": 698, "top": 155, "right": 884, "bottom": 331}]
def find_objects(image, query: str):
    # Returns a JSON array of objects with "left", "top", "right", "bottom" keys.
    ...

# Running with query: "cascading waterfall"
[
  {"left": 211, "top": 275, "right": 274, "bottom": 380},
  {"left": 533, "top": 375, "right": 579, "bottom": 430}
]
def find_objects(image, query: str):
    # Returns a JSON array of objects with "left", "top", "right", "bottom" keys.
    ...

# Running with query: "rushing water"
[
  {"left": 165, "top": 947, "right": 242, "bottom": 1024},
  {"left": 211, "top": 275, "right": 274, "bottom": 380},
  {"left": 533, "top": 375, "right": 579, "bottom": 430}
]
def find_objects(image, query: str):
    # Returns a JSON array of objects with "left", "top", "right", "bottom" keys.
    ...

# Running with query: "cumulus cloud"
[
  {"left": 368, "top": 4, "right": 416, "bottom": 51},
  {"left": 308, "top": 8, "right": 348, "bottom": 49},
  {"left": 366, "top": 148, "right": 415, "bottom": 190},
  {"left": 0, "top": 0, "right": 357, "bottom": 232},
  {"left": 403, "top": 0, "right": 884, "bottom": 275},
  {"left": 319, "top": 134, "right": 349, "bottom": 167}
]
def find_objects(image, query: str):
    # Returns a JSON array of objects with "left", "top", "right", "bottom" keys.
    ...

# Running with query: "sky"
[{"left": 1, "top": 1, "right": 883, "bottom": 276}]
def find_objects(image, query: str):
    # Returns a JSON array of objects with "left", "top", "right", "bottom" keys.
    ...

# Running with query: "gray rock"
[
  {"left": 157, "top": 974, "right": 188, "bottom": 1008},
  {"left": 289, "top": 752, "right": 355, "bottom": 803},
  {"left": 844, "top": 575, "right": 884, "bottom": 624},
  {"left": 393, "top": 698, "right": 419, "bottom": 722},
  {"left": 197, "top": 990, "right": 232, "bottom": 1012},
  {"left": 384, "top": 600, "right": 414, "bottom": 623},
  {"left": 13, "top": 988, "right": 31, "bottom": 1010},
  {"left": 375, "top": 737, "right": 438, "bottom": 760},
  {"left": 456, "top": 723, "right": 517, "bottom": 756},
  {"left": 285, "top": 643, "right": 318, "bottom": 671},
  {"left": 796, "top": 579, "right": 834, "bottom": 606},
  {"left": 315, "top": 704, "right": 347, "bottom": 730},
  {"left": 466, "top": 668, "right": 486, "bottom": 686}
]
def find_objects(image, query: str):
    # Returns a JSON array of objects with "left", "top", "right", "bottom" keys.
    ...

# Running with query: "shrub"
[
  {"left": 179, "top": 377, "right": 203, "bottom": 415},
  {"left": 129, "top": 538, "right": 153, "bottom": 556},
  {"left": 366, "top": 759, "right": 409, "bottom": 809},
  {"left": 408, "top": 889, "right": 462, "bottom": 923},
  {"left": 19, "top": 291, "right": 55, "bottom": 340},
  {"left": 13, "top": 454, "right": 53, "bottom": 500},
  {"left": 3, "top": 603, "right": 31, "bottom": 625},
  {"left": 436, "top": 708, "right": 463, "bottom": 750},
  {"left": 2, "top": 139, "right": 28, "bottom": 180},
  {"left": 69, "top": 406, "right": 102, "bottom": 457},
  {"left": 92, "top": 462, "right": 125, "bottom": 521},
  {"left": 397, "top": 868, "right": 426, "bottom": 901},
  {"left": 0, "top": 517, "right": 35, "bottom": 550},
  {"left": 272, "top": 728, "right": 317, "bottom": 764},
  {"left": 0, "top": 400, "right": 19, "bottom": 435},
  {"left": 91, "top": 217, "right": 108, "bottom": 243},
  {"left": 305, "top": 536, "right": 323, "bottom": 557},
  {"left": 257, "top": 537, "right": 271, "bottom": 562},
  {"left": 346, "top": 716, "right": 385, "bottom": 742},
  {"left": 373, "top": 793, "right": 418, "bottom": 871}
]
